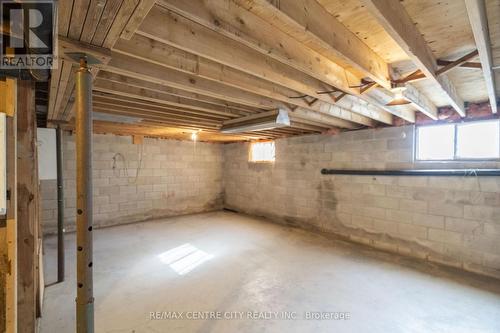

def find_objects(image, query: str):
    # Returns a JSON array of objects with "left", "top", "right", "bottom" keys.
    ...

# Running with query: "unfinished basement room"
[{"left": 1, "top": 0, "right": 500, "bottom": 332}]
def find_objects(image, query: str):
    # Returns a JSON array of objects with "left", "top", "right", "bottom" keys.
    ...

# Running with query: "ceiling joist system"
[{"left": 47, "top": 0, "right": 499, "bottom": 141}]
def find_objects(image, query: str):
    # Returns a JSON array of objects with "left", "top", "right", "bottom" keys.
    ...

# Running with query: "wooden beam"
[
  {"left": 402, "top": 84, "right": 438, "bottom": 120},
  {"left": 113, "top": 35, "right": 383, "bottom": 126},
  {"left": 58, "top": 0, "right": 73, "bottom": 37},
  {"left": 361, "top": 0, "right": 466, "bottom": 117},
  {"left": 102, "top": 0, "right": 141, "bottom": 48},
  {"left": 95, "top": 109, "right": 221, "bottom": 130},
  {"left": 57, "top": 35, "right": 378, "bottom": 128},
  {"left": 93, "top": 104, "right": 224, "bottom": 125},
  {"left": 79, "top": 0, "right": 108, "bottom": 44},
  {"left": 162, "top": 0, "right": 418, "bottom": 122},
  {"left": 5, "top": 109, "right": 17, "bottom": 333},
  {"left": 155, "top": 1, "right": 401, "bottom": 123},
  {"left": 50, "top": 61, "right": 73, "bottom": 121},
  {"left": 91, "top": 0, "right": 124, "bottom": 46},
  {"left": 93, "top": 78, "right": 248, "bottom": 117},
  {"left": 93, "top": 93, "right": 234, "bottom": 119},
  {"left": 0, "top": 79, "right": 16, "bottom": 117},
  {"left": 93, "top": 96, "right": 232, "bottom": 120},
  {"left": 68, "top": 0, "right": 90, "bottom": 40},
  {"left": 107, "top": 53, "right": 281, "bottom": 110},
  {"left": 58, "top": 36, "right": 112, "bottom": 66},
  {"left": 140, "top": 6, "right": 332, "bottom": 101},
  {"left": 228, "top": 0, "right": 391, "bottom": 88},
  {"left": 139, "top": 5, "right": 394, "bottom": 123},
  {"left": 87, "top": 120, "right": 261, "bottom": 141},
  {"left": 465, "top": 0, "right": 497, "bottom": 113},
  {"left": 16, "top": 80, "right": 38, "bottom": 333},
  {"left": 120, "top": 0, "right": 157, "bottom": 40},
  {"left": 292, "top": 108, "right": 361, "bottom": 129},
  {"left": 96, "top": 72, "right": 259, "bottom": 114},
  {"left": 96, "top": 72, "right": 258, "bottom": 116}
]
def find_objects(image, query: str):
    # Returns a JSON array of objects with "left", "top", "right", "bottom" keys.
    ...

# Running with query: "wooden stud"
[
  {"left": 465, "top": 0, "right": 497, "bottom": 113},
  {"left": 0, "top": 78, "right": 17, "bottom": 333},
  {"left": 16, "top": 80, "right": 38, "bottom": 333}
]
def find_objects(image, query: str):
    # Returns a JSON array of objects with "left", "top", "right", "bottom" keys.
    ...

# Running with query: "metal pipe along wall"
[{"left": 56, "top": 126, "right": 64, "bottom": 283}]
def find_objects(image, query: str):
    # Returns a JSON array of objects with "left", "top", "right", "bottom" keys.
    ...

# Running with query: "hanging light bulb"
[
  {"left": 191, "top": 132, "right": 198, "bottom": 141},
  {"left": 386, "top": 86, "right": 411, "bottom": 106}
]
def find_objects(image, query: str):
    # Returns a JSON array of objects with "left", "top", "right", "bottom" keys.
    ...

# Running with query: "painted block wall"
[
  {"left": 40, "top": 132, "right": 223, "bottom": 234},
  {"left": 223, "top": 125, "right": 500, "bottom": 279}
]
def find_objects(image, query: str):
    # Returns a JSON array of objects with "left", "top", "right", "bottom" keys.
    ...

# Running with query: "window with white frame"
[
  {"left": 416, "top": 120, "right": 500, "bottom": 161},
  {"left": 249, "top": 141, "right": 275, "bottom": 162}
]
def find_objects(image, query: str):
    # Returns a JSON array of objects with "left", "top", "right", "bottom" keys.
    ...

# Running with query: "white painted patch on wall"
[{"left": 37, "top": 127, "right": 57, "bottom": 180}]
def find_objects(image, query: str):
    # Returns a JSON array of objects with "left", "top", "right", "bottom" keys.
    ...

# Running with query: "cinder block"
[
  {"left": 399, "top": 199, "right": 427, "bottom": 213},
  {"left": 412, "top": 213, "right": 445, "bottom": 228},
  {"left": 464, "top": 205, "right": 500, "bottom": 222},
  {"left": 398, "top": 223, "right": 427, "bottom": 239},
  {"left": 386, "top": 209, "right": 413, "bottom": 224},
  {"left": 398, "top": 177, "right": 428, "bottom": 187},
  {"left": 373, "top": 219, "right": 398, "bottom": 234},
  {"left": 445, "top": 217, "right": 482, "bottom": 233},
  {"left": 428, "top": 202, "right": 464, "bottom": 218},
  {"left": 428, "top": 228, "right": 463, "bottom": 245},
  {"left": 385, "top": 185, "right": 413, "bottom": 199}
]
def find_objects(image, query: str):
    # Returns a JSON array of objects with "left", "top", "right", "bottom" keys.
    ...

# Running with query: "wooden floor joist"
[
  {"left": 361, "top": 0, "right": 466, "bottom": 117},
  {"left": 465, "top": 0, "right": 497, "bottom": 114},
  {"left": 113, "top": 35, "right": 382, "bottom": 126},
  {"left": 46, "top": 0, "right": 496, "bottom": 140},
  {"left": 139, "top": 5, "right": 394, "bottom": 124}
]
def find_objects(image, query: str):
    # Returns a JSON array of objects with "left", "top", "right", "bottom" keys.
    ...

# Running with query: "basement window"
[
  {"left": 416, "top": 120, "right": 500, "bottom": 161},
  {"left": 249, "top": 141, "right": 275, "bottom": 163}
]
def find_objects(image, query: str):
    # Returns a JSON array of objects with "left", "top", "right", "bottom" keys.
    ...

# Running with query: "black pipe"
[
  {"left": 56, "top": 126, "right": 64, "bottom": 283},
  {"left": 321, "top": 169, "right": 500, "bottom": 176}
]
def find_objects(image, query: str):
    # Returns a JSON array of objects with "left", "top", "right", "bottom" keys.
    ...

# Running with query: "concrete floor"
[{"left": 41, "top": 211, "right": 500, "bottom": 333}]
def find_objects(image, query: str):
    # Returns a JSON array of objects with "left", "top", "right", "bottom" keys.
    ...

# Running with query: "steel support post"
[{"left": 75, "top": 58, "right": 94, "bottom": 333}]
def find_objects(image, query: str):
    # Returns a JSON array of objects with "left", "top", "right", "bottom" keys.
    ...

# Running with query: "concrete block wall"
[
  {"left": 40, "top": 179, "right": 57, "bottom": 230},
  {"left": 40, "top": 132, "right": 223, "bottom": 234},
  {"left": 223, "top": 125, "right": 500, "bottom": 279}
]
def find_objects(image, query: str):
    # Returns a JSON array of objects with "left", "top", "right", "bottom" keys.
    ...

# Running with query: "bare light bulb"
[{"left": 191, "top": 132, "right": 198, "bottom": 141}]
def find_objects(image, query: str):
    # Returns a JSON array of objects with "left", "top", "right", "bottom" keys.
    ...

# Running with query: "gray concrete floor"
[{"left": 40, "top": 211, "right": 500, "bottom": 333}]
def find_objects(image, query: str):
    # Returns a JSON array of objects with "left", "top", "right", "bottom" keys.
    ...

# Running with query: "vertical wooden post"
[
  {"left": 5, "top": 79, "right": 18, "bottom": 333},
  {"left": 16, "top": 80, "right": 38, "bottom": 333},
  {"left": 1, "top": 77, "right": 18, "bottom": 333}
]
